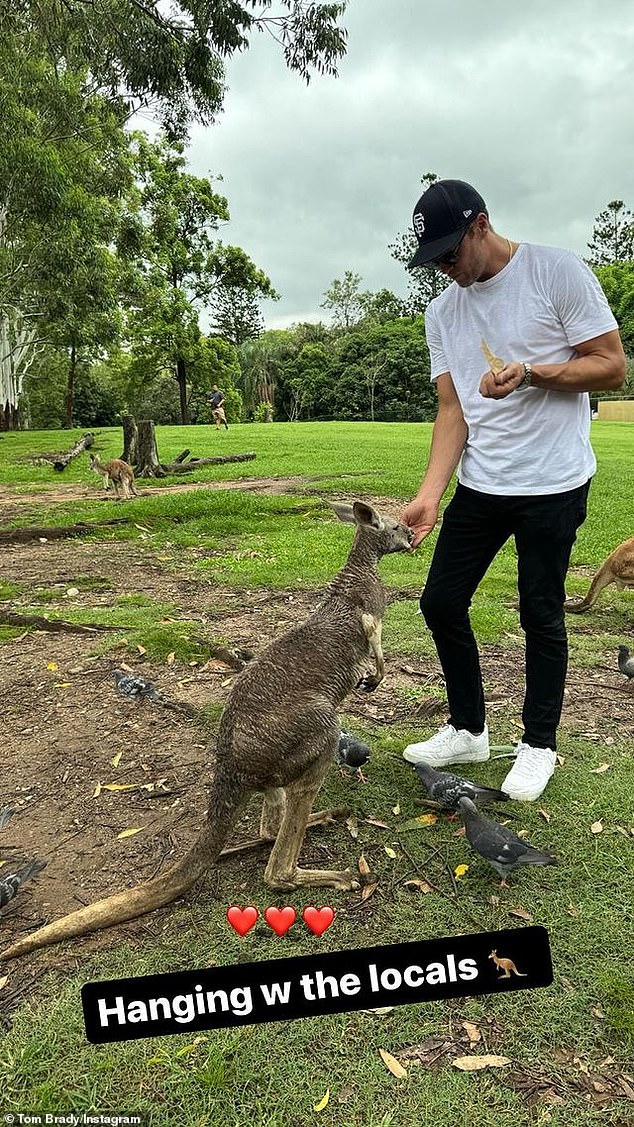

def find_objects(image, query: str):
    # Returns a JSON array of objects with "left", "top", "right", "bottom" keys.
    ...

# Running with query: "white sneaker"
[
  {"left": 501, "top": 742, "right": 556, "bottom": 802},
  {"left": 403, "top": 723, "right": 490, "bottom": 767}
]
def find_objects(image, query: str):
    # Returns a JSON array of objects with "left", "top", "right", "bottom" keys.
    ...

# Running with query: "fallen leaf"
[
  {"left": 361, "top": 882, "right": 378, "bottom": 901},
  {"left": 175, "top": 1036, "right": 208, "bottom": 1056},
  {"left": 345, "top": 816, "right": 359, "bottom": 839},
  {"left": 111, "top": 751, "right": 123, "bottom": 768},
  {"left": 358, "top": 854, "right": 372, "bottom": 877},
  {"left": 101, "top": 782, "right": 140, "bottom": 792},
  {"left": 92, "top": 783, "right": 102, "bottom": 798},
  {"left": 509, "top": 907, "right": 533, "bottom": 922},
  {"left": 538, "top": 808, "right": 551, "bottom": 824},
  {"left": 404, "top": 878, "right": 433, "bottom": 894},
  {"left": 590, "top": 820, "right": 603, "bottom": 835},
  {"left": 361, "top": 1006, "right": 394, "bottom": 1016},
  {"left": 313, "top": 1089, "right": 330, "bottom": 1112},
  {"left": 136, "top": 644, "right": 147, "bottom": 656},
  {"left": 166, "top": 651, "right": 175, "bottom": 665},
  {"left": 116, "top": 828, "right": 142, "bottom": 839},
  {"left": 65, "top": 587, "right": 79, "bottom": 597},
  {"left": 401, "top": 813, "right": 438, "bottom": 830},
  {"left": 488, "top": 895, "right": 500, "bottom": 907},
  {"left": 378, "top": 1048, "right": 408, "bottom": 1079},
  {"left": 556, "top": 754, "right": 566, "bottom": 767},
  {"left": 566, "top": 904, "right": 579, "bottom": 917},
  {"left": 57, "top": 682, "right": 72, "bottom": 688},
  {"left": 0, "top": 975, "right": 8, "bottom": 990},
  {"left": 384, "top": 846, "right": 398, "bottom": 859},
  {"left": 604, "top": 736, "right": 615, "bottom": 745},
  {"left": 392, "top": 803, "right": 401, "bottom": 815},
  {"left": 46, "top": 661, "right": 58, "bottom": 672},
  {"left": 365, "top": 818, "right": 389, "bottom": 829},
  {"left": 454, "top": 864, "right": 469, "bottom": 879},
  {"left": 452, "top": 1055, "right": 511, "bottom": 1071},
  {"left": 462, "top": 1021, "right": 481, "bottom": 1045},
  {"left": 590, "top": 762, "right": 611, "bottom": 774},
  {"left": 592, "top": 1006, "right": 604, "bottom": 1019}
]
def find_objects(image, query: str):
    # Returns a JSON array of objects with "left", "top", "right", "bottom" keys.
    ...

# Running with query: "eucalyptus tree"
[{"left": 121, "top": 136, "right": 277, "bottom": 422}]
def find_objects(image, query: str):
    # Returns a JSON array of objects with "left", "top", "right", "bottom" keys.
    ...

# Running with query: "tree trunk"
[
  {"left": 31, "top": 432, "right": 94, "bottom": 470},
  {"left": 64, "top": 342, "right": 77, "bottom": 429},
  {"left": 176, "top": 356, "right": 189, "bottom": 424},
  {"left": 136, "top": 419, "right": 166, "bottom": 478},
  {"left": 121, "top": 415, "right": 139, "bottom": 464}
]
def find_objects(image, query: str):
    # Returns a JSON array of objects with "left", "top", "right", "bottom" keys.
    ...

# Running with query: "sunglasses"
[{"left": 426, "top": 224, "right": 472, "bottom": 268}]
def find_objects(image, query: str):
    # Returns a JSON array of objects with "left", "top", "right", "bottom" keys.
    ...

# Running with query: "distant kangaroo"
[
  {"left": 0, "top": 501, "right": 413, "bottom": 961},
  {"left": 89, "top": 454, "right": 138, "bottom": 500},
  {"left": 489, "top": 949, "right": 527, "bottom": 978},
  {"left": 565, "top": 537, "right": 634, "bottom": 613}
]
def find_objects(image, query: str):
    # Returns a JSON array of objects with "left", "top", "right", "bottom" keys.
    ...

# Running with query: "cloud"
[{"left": 186, "top": 0, "right": 634, "bottom": 327}]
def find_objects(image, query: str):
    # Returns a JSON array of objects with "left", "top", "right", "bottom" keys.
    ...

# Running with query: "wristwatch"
[{"left": 519, "top": 362, "right": 533, "bottom": 388}]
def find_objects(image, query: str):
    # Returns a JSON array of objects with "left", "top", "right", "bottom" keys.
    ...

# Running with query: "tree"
[
  {"left": 594, "top": 262, "right": 634, "bottom": 355},
  {"left": 122, "top": 135, "right": 276, "bottom": 422},
  {"left": 6, "top": 1, "right": 348, "bottom": 136},
  {"left": 587, "top": 200, "right": 634, "bottom": 265},
  {"left": 321, "top": 270, "right": 370, "bottom": 330},
  {"left": 389, "top": 172, "right": 450, "bottom": 315},
  {"left": 0, "top": 34, "right": 133, "bottom": 427}
]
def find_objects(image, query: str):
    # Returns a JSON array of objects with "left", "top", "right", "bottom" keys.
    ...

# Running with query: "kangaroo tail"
[{"left": 0, "top": 784, "right": 244, "bottom": 962}]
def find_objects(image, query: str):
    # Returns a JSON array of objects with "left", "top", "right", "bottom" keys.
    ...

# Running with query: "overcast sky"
[{"left": 184, "top": 0, "right": 634, "bottom": 329}]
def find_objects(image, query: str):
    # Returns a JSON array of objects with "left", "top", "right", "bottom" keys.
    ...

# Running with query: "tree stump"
[
  {"left": 135, "top": 419, "right": 166, "bottom": 478},
  {"left": 121, "top": 415, "right": 138, "bottom": 466}
]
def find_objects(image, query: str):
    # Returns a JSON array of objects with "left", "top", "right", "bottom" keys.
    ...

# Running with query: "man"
[
  {"left": 208, "top": 385, "right": 229, "bottom": 430},
  {"left": 401, "top": 179, "right": 625, "bottom": 800}
]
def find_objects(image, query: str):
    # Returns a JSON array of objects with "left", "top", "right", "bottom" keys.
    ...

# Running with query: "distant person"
[
  {"left": 400, "top": 178, "right": 625, "bottom": 801},
  {"left": 208, "top": 385, "right": 229, "bottom": 430}
]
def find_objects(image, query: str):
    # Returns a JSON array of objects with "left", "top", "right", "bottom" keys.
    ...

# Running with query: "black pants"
[{"left": 419, "top": 481, "right": 590, "bottom": 751}]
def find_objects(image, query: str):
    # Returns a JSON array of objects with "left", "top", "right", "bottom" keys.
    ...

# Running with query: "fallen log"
[
  {"left": 0, "top": 519, "right": 128, "bottom": 545},
  {"left": 162, "top": 452, "right": 257, "bottom": 472},
  {"left": 0, "top": 612, "right": 129, "bottom": 634},
  {"left": 31, "top": 433, "right": 94, "bottom": 471}
]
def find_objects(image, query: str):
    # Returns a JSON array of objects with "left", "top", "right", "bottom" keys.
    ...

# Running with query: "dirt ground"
[{"left": 1, "top": 475, "right": 633, "bottom": 1019}]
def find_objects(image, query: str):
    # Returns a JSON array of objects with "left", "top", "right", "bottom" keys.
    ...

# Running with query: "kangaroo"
[
  {"left": 488, "top": 949, "right": 527, "bottom": 978},
  {"left": 565, "top": 537, "right": 634, "bottom": 613},
  {"left": 89, "top": 454, "right": 138, "bottom": 500},
  {"left": 0, "top": 501, "right": 413, "bottom": 962}
]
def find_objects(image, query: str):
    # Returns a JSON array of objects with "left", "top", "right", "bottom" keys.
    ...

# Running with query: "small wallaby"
[
  {"left": 565, "top": 536, "right": 634, "bottom": 613},
  {"left": 0, "top": 501, "right": 413, "bottom": 961},
  {"left": 488, "top": 949, "right": 527, "bottom": 978},
  {"left": 89, "top": 454, "right": 138, "bottom": 500}
]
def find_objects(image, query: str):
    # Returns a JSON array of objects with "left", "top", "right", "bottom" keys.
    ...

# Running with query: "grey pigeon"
[
  {"left": 617, "top": 645, "right": 634, "bottom": 682},
  {"left": 458, "top": 797, "right": 557, "bottom": 886},
  {"left": 114, "top": 669, "right": 162, "bottom": 702},
  {"left": 336, "top": 729, "right": 371, "bottom": 780},
  {"left": 413, "top": 763, "right": 509, "bottom": 812},
  {"left": 0, "top": 807, "right": 15, "bottom": 831},
  {"left": 0, "top": 860, "right": 46, "bottom": 910}
]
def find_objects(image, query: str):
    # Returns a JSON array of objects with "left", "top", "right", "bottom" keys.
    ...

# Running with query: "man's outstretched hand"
[{"left": 400, "top": 496, "right": 439, "bottom": 549}]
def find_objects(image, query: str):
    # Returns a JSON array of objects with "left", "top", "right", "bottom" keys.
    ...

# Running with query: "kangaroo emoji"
[{"left": 489, "top": 949, "right": 527, "bottom": 978}]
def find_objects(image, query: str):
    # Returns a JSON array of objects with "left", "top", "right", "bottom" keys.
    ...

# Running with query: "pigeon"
[
  {"left": 114, "top": 669, "right": 162, "bottom": 702},
  {"left": 0, "top": 859, "right": 47, "bottom": 910},
  {"left": 413, "top": 763, "right": 509, "bottom": 813},
  {"left": 458, "top": 797, "right": 557, "bottom": 886},
  {"left": 0, "top": 807, "right": 15, "bottom": 831},
  {"left": 336, "top": 729, "right": 371, "bottom": 781},
  {"left": 617, "top": 645, "right": 634, "bottom": 683}
]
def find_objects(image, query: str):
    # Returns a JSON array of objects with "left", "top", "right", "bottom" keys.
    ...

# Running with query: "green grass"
[{"left": 1, "top": 421, "right": 634, "bottom": 1126}]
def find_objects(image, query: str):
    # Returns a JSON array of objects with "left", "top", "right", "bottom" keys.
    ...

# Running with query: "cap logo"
[
  {"left": 413, "top": 212, "right": 425, "bottom": 237},
  {"left": 463, "top": 209, "right": 473, "bottom": 218}
]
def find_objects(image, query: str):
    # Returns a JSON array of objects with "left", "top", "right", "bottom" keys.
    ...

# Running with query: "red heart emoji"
[
  {"left": 264, "top": 905, "right": 297, "bottom": 936},
  {"left": 226, "top": 905, "right": 259, "bottom": 936},
  {"left": 302, "top": 905, "right": 335, "bottom": 936}
]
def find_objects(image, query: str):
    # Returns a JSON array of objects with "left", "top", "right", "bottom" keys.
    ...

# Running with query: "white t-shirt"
[{"left": 425, "top": 243, "right": 618, "bottom": 495}]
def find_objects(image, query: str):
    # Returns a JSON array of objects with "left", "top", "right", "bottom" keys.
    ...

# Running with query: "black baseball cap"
[{"left": 408, "top": 179, "right": 488, "bottom": 268}]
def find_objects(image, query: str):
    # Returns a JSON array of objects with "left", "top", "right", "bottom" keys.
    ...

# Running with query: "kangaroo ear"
[
  {"left": 352, "top": 501, "right": 383, "bottom": 529},
  {"left": 328, "top": 501, "right": 356, "bottom": 524}
]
